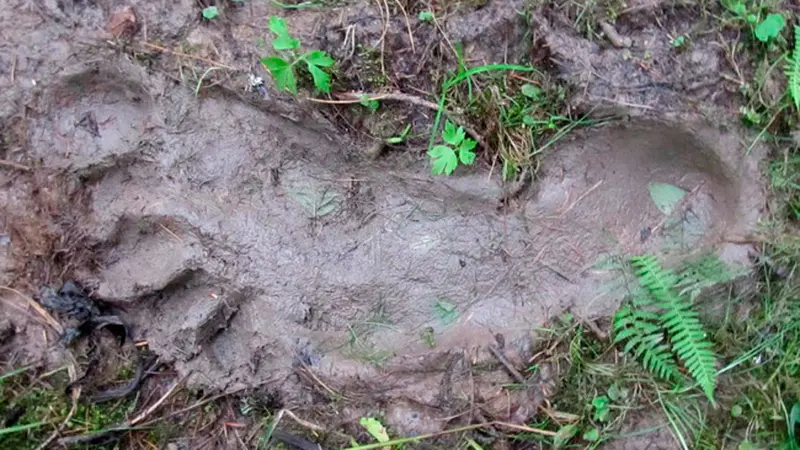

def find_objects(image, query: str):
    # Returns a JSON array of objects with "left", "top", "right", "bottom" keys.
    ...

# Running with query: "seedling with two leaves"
[
  {"left": 427, "top": 120, "right": 477, "bottom": 175},
  {"left": 260, "top": 16, "right": 335, "bottom": 94}
]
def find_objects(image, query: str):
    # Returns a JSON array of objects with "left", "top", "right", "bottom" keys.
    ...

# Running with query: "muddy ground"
[{"left": 0, "top": 0, "right": 771, "bottom": 448}]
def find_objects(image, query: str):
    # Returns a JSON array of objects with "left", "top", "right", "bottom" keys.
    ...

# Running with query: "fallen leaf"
[
  {"left": 648, "top": 182, "right": 686, "bottom": 215},
  {"left": 107, "top": 6, "right": 138, "bottom": 39},
  {"left": 359, "top": 417, "right": 390, "bottom": 443}
]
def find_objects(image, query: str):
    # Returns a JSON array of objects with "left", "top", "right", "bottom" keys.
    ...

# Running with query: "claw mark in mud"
[{"left": 75, "top": 111, "right": 100, "bottom": 137}]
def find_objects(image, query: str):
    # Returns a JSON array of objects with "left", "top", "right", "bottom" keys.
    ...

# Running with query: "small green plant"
[
  {"left": 553, "top": 424, "right": 580, "bottom": 449},
  {"left": 421, "top": 326, "right": 436, "bottom": 348},
  {"left": 721, "top": 0, "right": 760, "bottom": 25},
  {"left": 671, "top": 35, "right": 686, "bottom": 48},
  {"left": 260, "top": 16, "right": 335, "bottom": 94},
  {"left": 613, "top": 255, "right": 737, "bottom": 402},
  {"left": 427, "top": 121, "right": 477, "bottom": 175},
  {"left": 754, "top": 13, "right": 785, "bottom": 43},
  {"left": 360, "top": 417, "right": 391, "bottom": 444},
  {"left": 418, "top": 10, "right": 434, "bottom": 22},
  {"left": 432, "top": 300, "right": 459, "bottom": 324},
  {"left": 386, "top": 124, "right": 412, "bottom": 145},
  {"left": 359, "top": 94, "right": 380, "bottom": 112},
  {"left": 591, "top": 395, "right": 610, "bottom": 422},
  {"left": 583, "top": 427, "right": 600, "bottom": 442},
  {"left": 202, "top": 6, "right": 219, "bottom": 20}
]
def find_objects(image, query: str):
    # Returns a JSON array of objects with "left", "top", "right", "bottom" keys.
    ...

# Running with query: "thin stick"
[
  {"left": 394, "top": 0, "right": 415, "bottom": 53},
  {"left": 130, "top": 375, "right": 186, "bottom": 425},
  {"left": 11, "top": 55, "right": 17, "bottom": 83},
  {"left": 594, "top": 96, "right": 656, "bottom": 110},
  {"left": 431, "top": 12, "right": 459, "bottom": 61},
  {"left": 297, "top": 364, "right": 341, "bottom": 399},
  {"left": 0, "top": 286, "right": 62, "bottom": 332},
  {"left": 139, "top": 391, "right": 233, "bottom": 426},
  {"left": 138, "top": 42, "right": 240, "bottom": 71},
  {"left": 277, "top": 408, "right": 326, "bottom": 432},
  {"left": 157, "top": 223, "right": 184, "bottom": 243},
  {"left": 194, "top": 67, "right": 223, "bottom": 96},
  {"left": 374, "top": 0, "right": 389, "bottom": 77},
  {"left": 552, "top": 180, "right": 604, "bottom": 218},
  {"left": 493, "top": 421, "right": 558, "bottom": 437},
  {"left": 580, "top": 318, "right": 609, "bottom": 341},
  {"left": 0, "top": 159, "right": 32, "bottom": 171},
  {"left": 308, "top": 91, "right": 488, "bottom": 150},
  {"left": 488, "top": 345, "right": 526, "bottom": 384},
  {"left": 307, "top": 91, "right": 440, "bottom": 110}
]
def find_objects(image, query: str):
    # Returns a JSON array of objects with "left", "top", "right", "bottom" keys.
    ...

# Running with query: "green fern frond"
[
  {"left": 631, "top": 255, "right": 680, "bottom": 304},
  {"left": 614, "top": 254, "right": 718, "bottom": 403},
  {"left": 676, "top": 254, "right": 741, "bottom": 299},
  {"left": 661, "top": 294, "right": 718, "bottom": 402},
  {"left": 614, "top": 304, "right": 680, "bottom": 381},
  {"left": 787, "top": 25, "right": 800, "bottom": 112}
]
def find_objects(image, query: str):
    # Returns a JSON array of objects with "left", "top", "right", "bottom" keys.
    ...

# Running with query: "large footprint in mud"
[{"left": 29, "top": 63, "right": 762, "bottom": 432}]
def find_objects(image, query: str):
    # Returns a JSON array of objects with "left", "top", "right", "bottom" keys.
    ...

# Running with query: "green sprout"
[
  {"left": 427, "top": 121, "right": 477, "bottom": 175},
  {"left": 259, "top": 16, "right": 335, "bottom": 94},
  {"left": 202, "top": 6, "right": 218, "bottom": 20}
]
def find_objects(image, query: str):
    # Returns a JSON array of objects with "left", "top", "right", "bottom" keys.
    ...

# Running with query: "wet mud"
[{"left": 0, "top": 0, "right": 766, "bottom": 442}]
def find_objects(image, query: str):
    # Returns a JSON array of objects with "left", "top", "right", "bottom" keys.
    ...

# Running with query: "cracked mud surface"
[{"left": 0, "top": 0, "right": 766, "bottom": 443}]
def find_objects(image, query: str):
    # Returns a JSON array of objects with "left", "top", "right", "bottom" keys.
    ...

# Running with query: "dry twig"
[
  {"left": 0, "top": 159, "right": 32, "bottom": 171},
  {"left": 137, "top": 42, "right": 241, "bottom": 71},
  {"left": 0, "top": 286, "right": 62, "bottom": 332}
]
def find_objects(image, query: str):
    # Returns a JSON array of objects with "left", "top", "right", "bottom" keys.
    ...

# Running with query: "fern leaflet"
[
  {"left": 787, "top": 25, "right": 800, "bottom": 112},
  {"left": 614, "top": 306, "right": 679, "bottom": 380}
]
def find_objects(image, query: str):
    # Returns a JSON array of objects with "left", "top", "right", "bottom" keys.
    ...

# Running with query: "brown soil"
[{"left": 0, "top": 0, "right": 766, "bottom": 447}]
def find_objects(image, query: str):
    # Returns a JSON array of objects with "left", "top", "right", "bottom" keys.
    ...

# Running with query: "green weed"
[
  {"left": 420, "top": 326, "right": 436, "bottom": 348},
  {"left": 202, "top": 6, "right": 219, "bottom": 20},
  {"left": 427, "top": 121, "right": 477, "bottom": 175},
  {"left": 359, "top": 94, "right": 380, "bottom": 113},
  {"left": 755, "top": 13, "right": 786, "bottom": 43},
  {"left": 721, "top": 0, "right": 767, "bottom": 29},
  {"left": 360, "top": 417, "right": 390, "bottom": 444},
  {"left": 260, "top": 16, "right": 335, "bottom": 94},
  {"left": 385, "top": 124, "right": 412, "bottom": 145},
  {"left": 671, "top": 35, "right": 688, "bottom": 48}
]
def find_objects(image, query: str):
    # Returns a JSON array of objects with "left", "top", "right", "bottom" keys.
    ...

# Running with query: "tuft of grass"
[
  {"left": 769, "top": 150, "right": 800, "bottom": 220},
  {"left": 426, "top": 57, "right": 603, "bottom": 179},
  {"left": 0, "top": 366, "right": 137, "bottom": 449}
]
